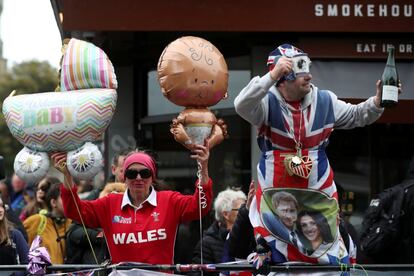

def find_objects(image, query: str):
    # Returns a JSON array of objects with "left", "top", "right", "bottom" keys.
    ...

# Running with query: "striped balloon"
[
  {"left": 2, "top": 89, "right": 117, "bottom": 152},
  {"left": 60, "top": 38, "right": 118, "bottom": 91}
]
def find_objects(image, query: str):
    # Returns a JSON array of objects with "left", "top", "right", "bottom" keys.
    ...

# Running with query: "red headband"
[{"left": 123, "top": 152, "right": 157, "bottom": 178}]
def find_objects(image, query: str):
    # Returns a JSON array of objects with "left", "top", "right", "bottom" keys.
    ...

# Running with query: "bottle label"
[{"left": 382, "top": 85, "right": 398, "bottom": 102}]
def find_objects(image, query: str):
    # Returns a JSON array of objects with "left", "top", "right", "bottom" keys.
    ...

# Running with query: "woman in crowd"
[
  {"left": 19, "top": 176, "right": 61, "bottom": 221},
  {"left": 0, "top": 197, "right": 29, "bottom": 265},
  {"left": 51, "top": 143, "right": 213, "bottom": 265},
  {"left": 24, "top": 183, "right": 72, "bottom": 264}
]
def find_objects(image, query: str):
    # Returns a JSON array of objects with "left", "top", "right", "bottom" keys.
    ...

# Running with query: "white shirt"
[{"left": 121, "top": 186, "right": 157, "bottom": 210}]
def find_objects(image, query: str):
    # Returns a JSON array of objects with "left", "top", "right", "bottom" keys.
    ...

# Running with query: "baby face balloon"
[
  {"left": 157, "top": 36, "right": 229, "bottom": 107},
  {"left": 157, "top": 36, "right": 229, "bottom": 150}
]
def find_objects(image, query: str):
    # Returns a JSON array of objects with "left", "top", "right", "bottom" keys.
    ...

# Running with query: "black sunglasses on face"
[
  {"left": 37, "top": 186, "right": 48, "bottom": 192},
  {"left": 125, "top": 168, "right": 152, "bottom": 180}
]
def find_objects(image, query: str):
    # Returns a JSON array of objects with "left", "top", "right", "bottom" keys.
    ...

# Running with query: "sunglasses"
[
  {"left": 125, "top": 168, "right": 152, "bottom": 180},
  {"left": 37, "top": 186, "right": 48, "bottom": 192}
]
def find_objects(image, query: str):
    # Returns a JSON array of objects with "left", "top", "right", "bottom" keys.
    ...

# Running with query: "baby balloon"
[
  {"left": 3, "top": 38, "right": 117, "bottom": 182},
  {"left": 157, "top": 36, "right": 229, "bottom": 150}
]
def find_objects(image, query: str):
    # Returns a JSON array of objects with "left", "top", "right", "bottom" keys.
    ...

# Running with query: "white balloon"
[
  {"left": 14, "top": 147, "right": 49, "bottom": 183},
  {"left": 67, "top": 142, "right": 103, "bottom": 180}
]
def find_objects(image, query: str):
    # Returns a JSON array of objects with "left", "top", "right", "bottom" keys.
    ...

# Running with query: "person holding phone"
[{"left": 50, "top": 144, "right": 213, "bottom": 265}]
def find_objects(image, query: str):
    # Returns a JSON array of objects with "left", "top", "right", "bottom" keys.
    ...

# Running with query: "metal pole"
[{"left": 1, "top": 264, "right": 414, "bottom": 272}]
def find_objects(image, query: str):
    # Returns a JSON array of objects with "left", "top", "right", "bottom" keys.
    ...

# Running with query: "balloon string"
[
  {"left": 67, "top": 178, "right": 100, "bottom": 265},
  {"left": 197, "top": 160, "right": 206, "bottom": 276},
  {"left": 196, "top": 161, "right": 207, "bottom": 209}
]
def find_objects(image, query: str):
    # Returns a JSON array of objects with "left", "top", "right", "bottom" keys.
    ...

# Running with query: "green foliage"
[{"left": 0, "top": 60, "right": 59, "bottom": 176}]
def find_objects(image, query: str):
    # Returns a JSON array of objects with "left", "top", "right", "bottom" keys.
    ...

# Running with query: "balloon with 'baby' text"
[{"left": 2, "top": 38, "right": 117, "bottom": 182}]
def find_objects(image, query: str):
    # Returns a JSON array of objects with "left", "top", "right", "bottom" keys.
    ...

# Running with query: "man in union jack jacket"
[{"left": 234, "top": 44, "right": 384, "bottom": 265}]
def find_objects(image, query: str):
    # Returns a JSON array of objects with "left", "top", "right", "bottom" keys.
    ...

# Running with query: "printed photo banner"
[{"left": 260, "top": 188, "right": 339, "bottom": 258}]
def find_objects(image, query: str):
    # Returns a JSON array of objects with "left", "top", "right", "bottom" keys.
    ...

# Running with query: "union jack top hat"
[
  {"left": 267, "top": 44, "right": 305, "bottom": 66},
  {"left": 267, "top": 44, "right": 306, "bottom": 85}
]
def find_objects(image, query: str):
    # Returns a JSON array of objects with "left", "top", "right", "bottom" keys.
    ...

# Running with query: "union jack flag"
[
  {"left": 267, "top": 44, "right": 305, "bottom": 66},
  {"left": 250, "top": 88, "right": 356, "bottom": 265}
]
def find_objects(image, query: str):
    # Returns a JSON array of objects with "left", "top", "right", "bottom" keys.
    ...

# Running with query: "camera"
[{"left": 291, "top": 54, "right": 311, "bottom": 77}]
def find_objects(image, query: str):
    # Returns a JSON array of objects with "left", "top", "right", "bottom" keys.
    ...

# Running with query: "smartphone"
[{"left": 0, "top": 155, "right": 5, "bottom": 180}]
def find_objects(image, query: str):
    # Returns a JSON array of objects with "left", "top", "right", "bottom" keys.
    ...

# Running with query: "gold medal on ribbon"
[
  {"left": 284, "top": 154, "right": 313, "bottom": 179},
  {"left": 282, "top": 103, "right": 313, "bottom": 179},
  {"left": 283, "top": 143, "right": 313, "bottom": 179}
]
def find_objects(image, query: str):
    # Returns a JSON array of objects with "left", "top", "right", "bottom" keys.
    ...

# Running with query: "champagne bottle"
[{"left": 380, "top": 46, "right": 398, "bottom": 108}]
